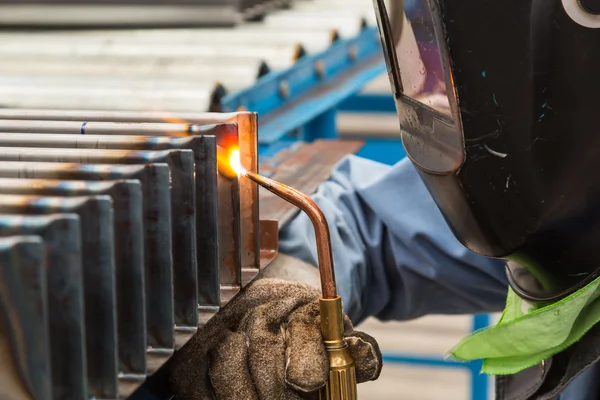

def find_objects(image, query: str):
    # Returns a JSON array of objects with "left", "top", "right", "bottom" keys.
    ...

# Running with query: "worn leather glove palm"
[{"left": 169, "top": 277, "right": 382, "bottom": 399}]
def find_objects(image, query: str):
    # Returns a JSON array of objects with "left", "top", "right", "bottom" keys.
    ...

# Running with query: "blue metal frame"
[
  {"left": 221, "top": 26, "right": 387, "bottom": 145},
  {"left": 340, "top": 93, "right": 397, "bottom": 114}
]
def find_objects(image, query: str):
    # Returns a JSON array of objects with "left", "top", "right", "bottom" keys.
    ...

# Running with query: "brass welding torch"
[
  {"left": 240, "top": 168, "right": 358, "bottom": 400},
  {"left": 217, "top": 145, "right": 368, "bottom": 398}
]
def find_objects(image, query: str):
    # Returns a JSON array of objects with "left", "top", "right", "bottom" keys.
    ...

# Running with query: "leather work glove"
[{"left": 169, "top": 258, "right": 383, "bottom": 400}]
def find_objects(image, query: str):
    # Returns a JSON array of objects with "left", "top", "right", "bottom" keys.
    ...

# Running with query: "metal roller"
[
  {"left": 0, "top": 195, "right": 117, "bottom": 400},
  {"left": 0, "top": 57, "right": 294, "bottom": 98},
  {"left": 0, "top": 0, "right": 309, "bottom": 28},
  {"left": 0, "top": 179, "right": 147, "bottom": 390},
  {"left": 0, "top": 235, "right": 51, "bottom": 400},
  {"left": 0, "top": 41, "right": 303, "bottom": 66},
  {"left": 239, "top": 0, "right": 291, "bottom": 20},
  {"left": 0, "top": 1, "right": 239, "bottom": 28},
  {"left": 0, "top": 28, "right": 336, "bottom": 54},
  {"left": 293, "top": 0, "right": 380, "bottom": 20},
  {"left": 0, "top": 162, "right": 179, "bottom": 372},
  {"left": 0, "top": 77, "right": 228, "bottom": 112},
  {"left": 0, "top": 41, "right": 300, "bottom": 72},
  {"left": 0, "top": 59, "right": 270, "bottom": 90},
  {"left": 0, "top": 0, "right": 338, "bottom": 29},
  {"left": 0, "top": 111, "right": 260, "bottom": 295},
  {"left": 0, "top": 82, "right": 213, "bottom": 113},
  {"left": 262, "top": 10, "right": 373, "bottom": 35},
  {"left": 0, "top": 147, "right": 198, "bottom": 353},
  {"left": 2, "top": 27, "right": 336, "bottom": 45},
  {"left": 0, "top": 75, "right": 222, "bottom": 92}
]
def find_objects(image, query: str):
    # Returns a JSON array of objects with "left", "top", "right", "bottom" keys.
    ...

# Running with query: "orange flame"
[
  {"left": 216, "top": 146, "right": 245, "bottom": 178},
  {"left": 229, "top": 150, "right": 245, "bottom": 176}
]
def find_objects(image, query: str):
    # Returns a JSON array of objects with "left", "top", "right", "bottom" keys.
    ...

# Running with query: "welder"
[{"left": 169, "top": 0, "right": 600, "bottom": 399}]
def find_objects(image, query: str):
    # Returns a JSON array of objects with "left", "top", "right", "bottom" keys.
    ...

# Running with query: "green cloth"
[{"left": 448, "top": 277, "right": 600, "bottom": 375}]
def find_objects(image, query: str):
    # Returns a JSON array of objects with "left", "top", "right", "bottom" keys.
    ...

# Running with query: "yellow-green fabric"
[{"left": 448, "top": 277, "right": 600, "bottom": 375}]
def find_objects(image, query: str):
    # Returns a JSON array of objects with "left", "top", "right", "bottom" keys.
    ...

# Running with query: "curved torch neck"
[{"left": 243, "top": 171, "right": 337, "bottom": 299}]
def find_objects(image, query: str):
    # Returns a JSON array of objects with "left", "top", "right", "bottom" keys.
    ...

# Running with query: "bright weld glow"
[{"left": 230, "top": 150, "right": 246, "bottom": 176}]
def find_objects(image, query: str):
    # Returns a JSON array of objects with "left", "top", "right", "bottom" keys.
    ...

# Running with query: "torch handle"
[{"left": 318, "top": 297, "right": 358, "bottom": 400}]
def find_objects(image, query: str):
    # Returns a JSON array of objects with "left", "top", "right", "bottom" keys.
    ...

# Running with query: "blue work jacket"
[{"left": 279, "top": 155, "right": 597, "bottom": 400}]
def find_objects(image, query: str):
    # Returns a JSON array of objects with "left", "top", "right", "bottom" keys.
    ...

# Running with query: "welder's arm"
[
  {"left": 278, "top": 155, "right": 509, "bottom": 325},
  {"left": 169, "top": 155, "right": 506, "bottom": 399}
]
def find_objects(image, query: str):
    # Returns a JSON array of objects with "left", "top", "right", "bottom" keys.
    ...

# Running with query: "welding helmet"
[{"left": 372, "top": 0, "right": 600, "bottom": 303}]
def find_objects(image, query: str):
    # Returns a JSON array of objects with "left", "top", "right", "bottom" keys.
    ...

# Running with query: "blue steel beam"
[
  {"left": 340, "top": 93, "right": 397, "bottom": 114},
  {"left": 221, "top": 27, "right": 386, "bottom": 145}
]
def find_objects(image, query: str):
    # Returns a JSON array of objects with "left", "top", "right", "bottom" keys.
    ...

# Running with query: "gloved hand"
[{"left": 169, "top": 275, "right": 382, "bottom": 399}]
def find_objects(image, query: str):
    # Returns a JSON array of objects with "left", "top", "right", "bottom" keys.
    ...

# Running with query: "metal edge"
[
  {"left": 0, "top": 235, "right": 52, "bottom": 400},
  {"left": 0, "top": 210, "right": 88, "bottom": 399}
]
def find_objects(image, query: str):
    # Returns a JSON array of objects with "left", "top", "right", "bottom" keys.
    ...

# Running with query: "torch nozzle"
[{"left": 243, "top": 171, "right": 337, "bottom": 299}]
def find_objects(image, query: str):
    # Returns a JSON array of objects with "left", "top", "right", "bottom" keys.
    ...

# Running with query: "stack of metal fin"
[
  {"left": 0, "top": 0, "right": 376, "bottom": 111},
  {"left": 0, "top": 110, "right": 278, "bottom": 400}
]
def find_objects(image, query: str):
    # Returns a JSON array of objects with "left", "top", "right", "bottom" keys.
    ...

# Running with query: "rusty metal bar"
[
  {"left": 0, "top": 162, "right": 175, "bottom": 374},
  {"left": 0, "top": 195, "right": 117, "bottom": 399},
  {"left": 257, "top": 219, "right": 279, "bottom": 271},
  {"left": 0, "top": 178, "right": 146, "bottom": 384},
  {"left": 0, "top": 235, "right": 52, "bottom": 400}
]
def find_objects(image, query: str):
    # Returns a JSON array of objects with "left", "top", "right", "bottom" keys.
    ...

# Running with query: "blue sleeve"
[{"left": 278, "top": 155, "right": 509, "bottom": 325}]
